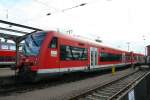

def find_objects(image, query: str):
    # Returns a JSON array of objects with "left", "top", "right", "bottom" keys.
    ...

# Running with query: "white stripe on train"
[{"left": 37, "top": 62, "right": 133, "bottom": 74}]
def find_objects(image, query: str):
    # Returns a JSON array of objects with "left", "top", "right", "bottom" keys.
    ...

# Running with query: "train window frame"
[
  {"left": 60, "top": 45, "right": 88, "bottom": 61},
  {"left": 49, "top": 37, "right": 58, "bottom": 49},
  {"left": 100, "top": 52, "right": 122, "bottom": 62}
]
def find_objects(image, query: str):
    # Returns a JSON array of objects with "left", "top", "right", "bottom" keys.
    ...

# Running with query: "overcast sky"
[{"left": 0, "top": 0, "right": 150, "bottom": 54}]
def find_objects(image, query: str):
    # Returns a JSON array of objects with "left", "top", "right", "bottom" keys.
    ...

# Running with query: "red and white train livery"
[
  {"left": 0, "top": 42, "right": 16, "bottom": 68},
  {"left": 17, "top": 31, "right": 145, "bottom": 80}
]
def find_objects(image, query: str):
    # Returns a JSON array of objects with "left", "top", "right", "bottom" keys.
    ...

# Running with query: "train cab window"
[{"left": 50, "top": 37, "right": 57, "bottom": 48}]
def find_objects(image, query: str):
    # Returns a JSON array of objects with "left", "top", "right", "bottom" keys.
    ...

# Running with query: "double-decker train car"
[
  {"left": 17, "top": 31, "right": 145, "bottom": 81},
  {"left": 0, "top": 42, "right": 16, "bottom": 68}
]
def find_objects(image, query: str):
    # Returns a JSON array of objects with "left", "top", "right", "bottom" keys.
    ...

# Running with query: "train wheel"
[{"left": 18, "top": 66, "right": 37, "bottom": 83}]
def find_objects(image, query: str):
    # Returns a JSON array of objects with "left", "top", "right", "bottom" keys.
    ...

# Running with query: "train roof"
[
  {"left": 133, "top": 53, "right": 144, "bottom": 56},
  {"left": 36, "top": 31, "right": 144, "bottom": 55},
  {"left": 47, "top": 31, "right": 127, "bottom": 52}
]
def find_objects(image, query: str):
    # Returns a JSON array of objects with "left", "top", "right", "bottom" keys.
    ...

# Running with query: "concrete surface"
[{"left": 0, "top": 68, "right": 137, "bottom": 100}]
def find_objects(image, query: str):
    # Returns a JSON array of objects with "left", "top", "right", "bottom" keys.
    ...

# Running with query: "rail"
[{"left": 69, "top": 70, "right": 149, "bottom": 100}]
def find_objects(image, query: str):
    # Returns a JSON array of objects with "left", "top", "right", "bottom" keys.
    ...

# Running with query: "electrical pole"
[{"left": 127, "top": 42, "right": 130, "bottom": 51}]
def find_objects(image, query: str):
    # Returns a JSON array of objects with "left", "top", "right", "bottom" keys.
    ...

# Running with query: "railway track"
[
  {"left": 69, "top": 70, "right": 149, "bottom": 100},
  {"left": 0, "top": 68, "right": 124, "bottom": 96},
  {"left": 0, "top": 67, "right": 147, "bottom": 99}
]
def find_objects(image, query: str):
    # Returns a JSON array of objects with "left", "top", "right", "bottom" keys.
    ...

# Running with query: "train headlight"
[
  {"left": 25, "top": 59, "right": 29, "bottom": 62},
  {"left": 34, "top": 57, "right": 38, "bottom": 65}
]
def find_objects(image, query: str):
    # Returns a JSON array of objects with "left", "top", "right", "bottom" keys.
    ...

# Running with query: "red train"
[
  {"left": 0, "top": 42, "right": 16, "bottom": 68},
  {"left": 17, "top": 31, "right": 145, "bottom": 80}
]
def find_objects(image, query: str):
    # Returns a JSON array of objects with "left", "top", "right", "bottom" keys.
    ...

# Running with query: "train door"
[
  {"left": 47, "top": 37, "right": 60, "bottom": 69},
  {"left": 90, "top": 47, "right": 98, "bottom": 69},
  {"left": 122, "top": 53, "right": 126, "bottom": 63}
]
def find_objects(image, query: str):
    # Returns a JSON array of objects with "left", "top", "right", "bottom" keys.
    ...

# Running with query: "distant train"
[
  {"left": 17, "top": 31, "right": 145, "bottom": 81},
  {"left": 146, "top": 45, "right": 150, "bottom": 67},
  {"left": 0, "top": 42, "right": 16, "bottom": 68}
]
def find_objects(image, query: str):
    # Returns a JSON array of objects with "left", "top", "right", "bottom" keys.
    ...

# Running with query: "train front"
[{"left": 18, "top": 31, "right": 47, "bottom": 81}]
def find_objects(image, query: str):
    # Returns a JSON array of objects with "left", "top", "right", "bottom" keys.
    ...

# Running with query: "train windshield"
[{"left": 22, "top": 32, "right": 46, "bottom": 56}]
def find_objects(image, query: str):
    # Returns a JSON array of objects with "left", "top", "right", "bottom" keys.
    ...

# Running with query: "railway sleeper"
[
  {"left": 109, "top": 85, "right": 126, "bottom": 89},
  {"left": 86, "top": 95, "right": 107, "bottom": 100},
  {"left": 101, "top": 87, "right": 121, "bottom": 92},
  {"left": 96, "top": 91, "right": 114, "bottom": 96},
  {"left": 100, "top": 89, "right": 117, "bottom": 93},
  {"left": 104, "top": 86, "right": 125, "bottom": 90},
  {"left": 85, "top": 95, "right": 101, "bottom": 100},
  {"left": 91, "top": 92, "right": 109, "bottom": 98},
  {"left": 113, "top": 82, "right": 127, "bottom": 86}
]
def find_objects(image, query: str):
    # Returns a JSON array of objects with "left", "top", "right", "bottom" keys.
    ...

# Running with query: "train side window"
[
  {"left": 100, "top": 52, "right": 122, "bottom": 62},
  {"left": 50, "top": 37, "right": 57, "bottom": 48},
  {"left": 60, "top": 45, "right": 88, "bottom": 60}
]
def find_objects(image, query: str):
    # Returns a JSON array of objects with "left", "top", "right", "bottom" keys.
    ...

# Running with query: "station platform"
[
  {"left": 0, "top": 68, "right": 137, "bottom": 100},
  {"left": 0, "top": 66, "right": 149, "bottom": 100},
  {"left": 0, "top": 68, "right": 15, "bottom": 77}
]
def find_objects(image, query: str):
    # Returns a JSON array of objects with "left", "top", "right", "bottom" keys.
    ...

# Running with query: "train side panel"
[{"left": 18, "top": 31, "right": 145, "bottom": 81}]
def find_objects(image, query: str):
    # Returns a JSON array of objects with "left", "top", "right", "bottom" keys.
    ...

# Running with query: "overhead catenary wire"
[
  {"left": 18, "top": 0, "right": 98, "bottom": 23},
  {"left": 0, "top": 0, "right": 102, "bottom": 29}
]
